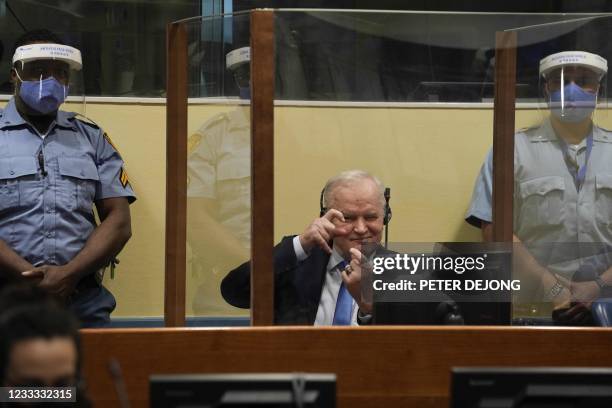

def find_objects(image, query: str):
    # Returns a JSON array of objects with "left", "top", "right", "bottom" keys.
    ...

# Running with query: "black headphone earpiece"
[{"left": 319, "top": 187, "right": 327, "bottom": 218}]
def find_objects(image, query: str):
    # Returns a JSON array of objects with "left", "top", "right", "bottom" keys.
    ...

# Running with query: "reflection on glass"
[
  {"left": 274, "top": 11, "right": 609, "bottom": 102},
  {"left": 467, "top": 17, "right": 612, "bottom": 325},
  {"left": 187, "top": 44, "right": 251, "bottom": 316},
  {"left": 175, "top": 10, "right": 612, "bottom": 326}
]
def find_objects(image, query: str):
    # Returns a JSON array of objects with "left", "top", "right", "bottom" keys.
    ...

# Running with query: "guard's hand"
[
  {"left": 341, "top": 247, "right": 372, "bottom": 314},
  {"left": 568, "top": 280, "right": 600, "bottom": 308},
  {"left": 299, "top": 209, "right": 350, "bottom": 254},
  {"left": 22, "top": 265, "right": 78, "bottom": 298},
  {"left": 553, "top": 302, "right": 592, "bottom": 324},
  {"left": 551, "top": 275, "right": 596, "bottom": 324}
]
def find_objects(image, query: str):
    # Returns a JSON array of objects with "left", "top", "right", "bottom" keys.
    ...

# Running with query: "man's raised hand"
[
  {"left": 298, "top": 209, "right": 349, "bottom": 254},
  {"left": 341, "top": 247, "right": 372, "bottom": 314}
]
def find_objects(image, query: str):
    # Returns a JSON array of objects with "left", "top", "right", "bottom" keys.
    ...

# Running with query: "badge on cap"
[{"left": 540, "top": 51, "right": 608, "bottom": 78}]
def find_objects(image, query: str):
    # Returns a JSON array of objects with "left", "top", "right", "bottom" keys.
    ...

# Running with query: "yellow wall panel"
[{"left": 82, "top": 102, "right": 546, "bottom": 317}]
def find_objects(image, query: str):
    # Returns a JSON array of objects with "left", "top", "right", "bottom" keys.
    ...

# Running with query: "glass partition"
[
  {"left": 509, "top": 16, "right": 612, "bottom": 324},
  {"left": 183, "top": 13, "right": 251, "bottom": 320},
  {"left": 274, "top": 11, "right": 609, "bottom": 102},
  {"left": 272, "top": 10, "right": 502, "bottom": 325},
  {"left": 271, "top": 10, "right": 612, "bottom": 326},
  {"left": 166, "top": 10, "right": 612, "bottom": 327}
]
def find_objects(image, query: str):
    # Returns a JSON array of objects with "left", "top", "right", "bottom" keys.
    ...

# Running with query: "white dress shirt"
[{"left": 292, "top": 236, "right": 358, "bottom": 325}]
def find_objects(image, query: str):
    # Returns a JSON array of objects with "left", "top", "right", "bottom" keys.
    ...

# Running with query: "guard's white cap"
[
  {"left": 12, "top": 43, "right": 82, "bottom": 71},
  {"left": 226, "top": 47, "right": 250, "bottom": 70},
  {"left": 540, "top": 51, "right": 607, "bottom": 78}
]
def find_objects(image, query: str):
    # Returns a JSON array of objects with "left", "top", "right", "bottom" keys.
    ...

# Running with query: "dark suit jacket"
[{"left": 221, "top": 236, "right": 330, "bottom": 325}]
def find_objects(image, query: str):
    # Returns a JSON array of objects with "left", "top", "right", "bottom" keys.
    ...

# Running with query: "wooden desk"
[{"left": 81, "top": 326, "right": 612, "bottom": 407}]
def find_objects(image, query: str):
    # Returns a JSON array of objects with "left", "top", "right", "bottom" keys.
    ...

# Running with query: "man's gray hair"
[{"left": 322, "top": 170, "right": 385, "bottom": 210}]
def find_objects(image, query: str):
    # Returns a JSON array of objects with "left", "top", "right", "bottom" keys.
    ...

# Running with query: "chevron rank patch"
[
  {"left": 119, "top": 167, "right": 130, "bottom": 188},
  {"left": 188, "top": 133, "right": 203, "bottom": 156}
]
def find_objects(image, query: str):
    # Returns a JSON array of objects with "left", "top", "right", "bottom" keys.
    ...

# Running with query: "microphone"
[
  {"left": 108, "top": 358, "right": 131, "bottom": 408},
  {"left": 435, "top": 300, "right": 465, "bottom": 325},
  {"left": 384, "top": 187, "right": 391, "bottom": 248}
]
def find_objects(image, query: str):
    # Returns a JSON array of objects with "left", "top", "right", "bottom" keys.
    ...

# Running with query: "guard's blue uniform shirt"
[
  {"left": 466, "top": 119, "right": 612, "bottom": 280},
  {"left": 0, "top": 98, "right": 136, "bottom": 325}
]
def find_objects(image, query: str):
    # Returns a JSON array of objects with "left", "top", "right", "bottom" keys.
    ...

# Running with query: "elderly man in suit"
[{"left": 221, "top": 170, "right": 389, "bottom": 325}]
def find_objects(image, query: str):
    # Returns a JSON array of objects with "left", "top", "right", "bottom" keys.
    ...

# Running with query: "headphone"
[{"left": 319, "top": 185, "right": 392, "bottom": 226}]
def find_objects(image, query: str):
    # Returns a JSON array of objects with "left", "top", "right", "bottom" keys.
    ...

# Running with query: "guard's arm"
[
  {"left": 0, "top": 239, "right": 34, "bottom": 277},
  {"left": 64, "top": 197, "right": 132, "bottom": 280}
]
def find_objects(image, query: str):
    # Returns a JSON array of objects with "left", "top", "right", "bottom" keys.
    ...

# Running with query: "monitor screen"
[
  {"left": 451, "top": 367, "right": 612, "bottom": 408},
  {"left": 373, "top": 243, "right": 512, "bottom": 325},
  {"left": 150, "top": 373, "right": 336, "bottom": 408}
]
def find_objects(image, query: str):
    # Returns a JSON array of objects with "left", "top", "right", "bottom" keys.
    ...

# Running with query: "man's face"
[
  {"left": 10, "top": 40, "right": 71, "bottom": 101},
  {"left": 329, "top": 179, "right": 385, "bottom": 259},
  {"left": 4, "top": 337, "right": 77, "bottom": 387},
  {"left": 14, "top": 59, "right": 70, "bottom": 84},
  {"left": 232, "top": 63, "right": 250, "bottom": 89},
  {"left": 545, "top": 65, "right": 600, "bottom": 94}
]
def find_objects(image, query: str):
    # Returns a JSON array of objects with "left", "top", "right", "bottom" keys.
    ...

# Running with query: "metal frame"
[
  {"left": 165, "top": 21, "right": 188, "bottom": 326},
  {"left": 165, "top": 17, "right": 515, "bottom": 326},
  {"left": 165, "top": 10, "right": 276, "bottom": 326},
  {"left": 249, "top": 10, "right": 275, "bottom": 325},
  {"left": 492, "top": 31, "right": 517, "bottom": 242}
]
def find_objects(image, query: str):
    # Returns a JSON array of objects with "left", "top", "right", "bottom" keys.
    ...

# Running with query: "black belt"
[{"left": 74, "top": 269, "right": 104, "bottom": 292}]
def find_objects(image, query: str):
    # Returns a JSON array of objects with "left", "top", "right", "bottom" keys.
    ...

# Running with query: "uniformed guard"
[
  {"left": 0, "top": 29, "right": 136, "bottom": 327},
  {"left": 466, "top": 50, "right": 612, "bottom": 324},
  {"left": 186, "top": 47, "right": 251, "bottom": 314}
]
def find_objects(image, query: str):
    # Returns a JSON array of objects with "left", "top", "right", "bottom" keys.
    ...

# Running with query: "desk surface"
[{"left": 81, "top": 326, "right": 612, "bottom": 407}]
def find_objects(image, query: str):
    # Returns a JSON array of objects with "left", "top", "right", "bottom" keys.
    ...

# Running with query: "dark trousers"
[{"left": 69, "top": 284, "right": 116, "bottom": 328}]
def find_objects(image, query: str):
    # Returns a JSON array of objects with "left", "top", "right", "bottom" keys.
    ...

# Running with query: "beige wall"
[
  {"left": 87, "top": 102, "right": 547, "bottom": 317},
  {"left": 83, "top": 103, "right": 167, "bottom": 317}
]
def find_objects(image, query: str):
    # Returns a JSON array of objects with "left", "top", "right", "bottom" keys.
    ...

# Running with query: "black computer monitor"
[
  {"left": 451, "top": 367, "right": 612, "bottom": 408},
  {"left": 372, "top": 243, "right": 512, "bottom": 325},
  {"left": 150, "top": 373, "right": 336, "bottom": 407}
]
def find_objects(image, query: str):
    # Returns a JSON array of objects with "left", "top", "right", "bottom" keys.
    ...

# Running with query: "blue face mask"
[
  {"left": 549, "top": 82, "right": 597, "bottom": 123},
  {"left": 18, "top": 76, "right": 68, "bottom": 114}
]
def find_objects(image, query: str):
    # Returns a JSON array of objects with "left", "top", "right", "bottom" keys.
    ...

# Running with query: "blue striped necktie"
[{"left": 332, "top": 261, "right": 353, "bottom": 325}]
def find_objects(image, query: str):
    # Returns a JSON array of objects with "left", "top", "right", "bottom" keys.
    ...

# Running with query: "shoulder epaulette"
[
  {"left": 517, "top": 124, "right": 543, "bottom": 136},
  {"left": 596, "top": 125, "right": 612, "bottom": 134},
  {"left": 74, "top": 113, "right": 101, "bottom": 130}
]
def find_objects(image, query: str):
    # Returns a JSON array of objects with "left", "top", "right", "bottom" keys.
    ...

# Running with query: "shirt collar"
[
  {"left": 326, "top": 246, "right": 346, "bottom": 274},
  {"left": 568, "top": 137, "right": 587, "bottom": 151},
  {"left": 56, "top": 109, "right": 77, "bottom": 129},
  {"left": 0, "top": 97, "right": 76, "bottom": 130}
]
